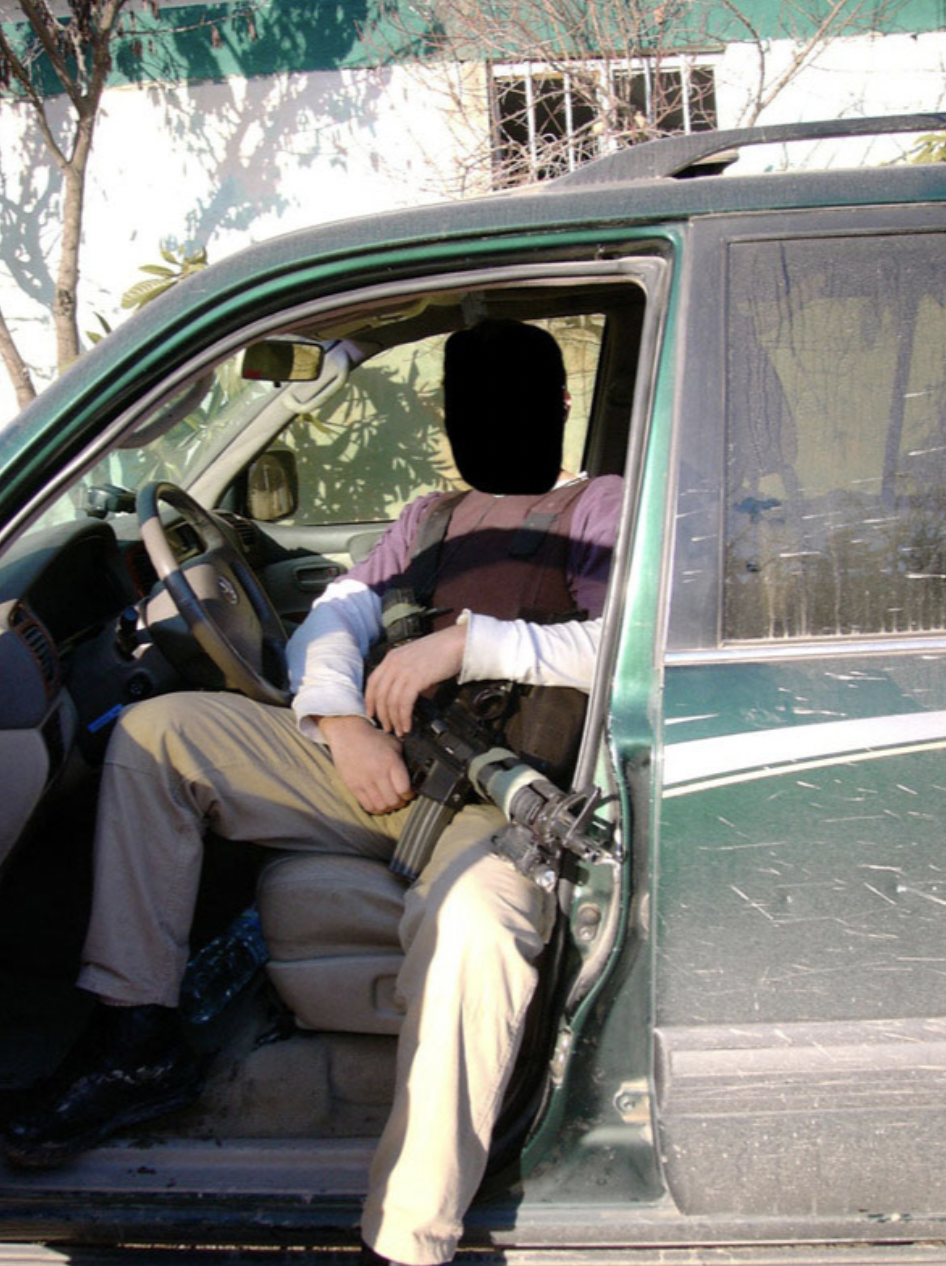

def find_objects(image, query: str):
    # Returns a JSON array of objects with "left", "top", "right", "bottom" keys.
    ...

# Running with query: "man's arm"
[
  {"left": 287, "top": 579, "right": 381, "bottom": 738},
  {"left": 287, "top": 479, "right": 616, "bottom": 808},
  {"left": 365, "top": 614, "right": 602, "bottom": 738},
  {"left": 364, "top": 622, "right": 467, "bottom": 737},
  {"left": 458, "top": 612, "right": 601, "bottom": 691},
  {"left": 364, "top": 477, "right": 620, "bottom": 738},
  {"left": 286, "top": 490, "right": 444, "bottom": 739},
  {"left": 284, "top": 496, "right": 449, "bottom": 814},
  {"left": 286, "top": 578, "right": 416, "bottom": 815},
  {"left": 298, "top": 597, "right": 602, "bottom": 805},
  {"left": 566, "top": 474, "right": 623, "bottom": 616}
]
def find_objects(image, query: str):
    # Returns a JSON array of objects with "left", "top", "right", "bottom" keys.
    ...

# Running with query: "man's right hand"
[{"left": 317, "top": 714, "right": 414, "bottom": 815}]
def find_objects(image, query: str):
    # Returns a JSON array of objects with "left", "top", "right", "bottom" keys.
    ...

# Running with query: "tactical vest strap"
[
  {"left": 408, "top": 490, "right": 467, "bottom": 606},
  {"left": 510, "top": 511, "right": 560, "bottom": 559}
]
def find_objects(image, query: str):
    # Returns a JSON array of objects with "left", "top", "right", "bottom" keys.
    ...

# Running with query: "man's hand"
[
  {"left": 365, "top": 622, "right": 467, "bottom": 736},
  {"left": 318, "top": 714, "right": 414, "bottom": 815}
]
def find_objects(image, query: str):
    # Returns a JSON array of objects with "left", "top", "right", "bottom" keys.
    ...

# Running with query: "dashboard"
[{"left": 0, "top": 516, "right": 199, "bottom": 873}]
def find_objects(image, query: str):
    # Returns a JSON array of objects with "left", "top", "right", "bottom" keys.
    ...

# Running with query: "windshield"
[{"left": 26, "top": 355, "right": 275, "bottom": 533}]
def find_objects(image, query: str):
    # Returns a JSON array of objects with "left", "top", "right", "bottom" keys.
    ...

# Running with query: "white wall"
[
  {"left": 0, "top": 29, "right": 945, "bottom": 423},
  {"left": 715, "top": 31, "right": 946, "bottom": 172},
  {"left": 0, "top": 60, "right": 488, "bottom": 422}
]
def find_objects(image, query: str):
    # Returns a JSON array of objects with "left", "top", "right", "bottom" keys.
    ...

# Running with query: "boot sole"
[{"left": 2, "top": 1065, "right": 206, "bottom": 1170}]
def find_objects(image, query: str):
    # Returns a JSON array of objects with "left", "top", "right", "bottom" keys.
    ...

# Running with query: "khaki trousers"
[{"left": 79, "top": 692, "right": 554, "bottom": 1265}]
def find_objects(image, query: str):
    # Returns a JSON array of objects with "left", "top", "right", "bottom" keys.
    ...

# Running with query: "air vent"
[
  {"left": 10, "top": 604, "right": 60, "bottom": 696},
  {"left": 218, "top": 512, "right": 260, "bottom": 557},
  {"left": 126, "top": 542, "right": 158, "bottom": 596},
  {"left": 175, "top": 523, "right": 202, "bottom": 559}
]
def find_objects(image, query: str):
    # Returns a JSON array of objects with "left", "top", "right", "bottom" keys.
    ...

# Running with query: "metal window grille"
[{"left": 491, "top": 56, "right": 718, "bottom": 186}]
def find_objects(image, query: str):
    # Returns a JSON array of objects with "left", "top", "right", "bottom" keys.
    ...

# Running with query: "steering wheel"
[{"left": 138, "top": 482, "right": 290, "bottom": 706}]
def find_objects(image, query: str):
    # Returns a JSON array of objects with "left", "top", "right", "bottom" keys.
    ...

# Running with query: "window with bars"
[
  {"left": 612, "top": 62, "right": 717, "bottom": 137},
  {"left": 491, "top": 58, "right": 718, "bottom": 187}
]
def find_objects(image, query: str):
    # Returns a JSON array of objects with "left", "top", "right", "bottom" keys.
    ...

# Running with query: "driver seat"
[{"left": 257, "top": 853, "right": 406, "bottom": 1034}]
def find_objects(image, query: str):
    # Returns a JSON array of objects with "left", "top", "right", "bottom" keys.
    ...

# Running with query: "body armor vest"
[{"left": 400, "top": 480, "right": 593, "bottom": 783}]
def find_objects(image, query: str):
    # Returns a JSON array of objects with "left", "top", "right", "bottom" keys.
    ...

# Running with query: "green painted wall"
[{"left": 2, "top": 0, "right": 944, "bottom": 94}]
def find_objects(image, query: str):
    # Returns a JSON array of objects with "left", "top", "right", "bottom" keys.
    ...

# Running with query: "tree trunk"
[
  {"left": 0, "top": 305, "right": 37, "bottom": 413},
  {"left": 54, "top": 116, "right": 94, "bottom": 374},
  {"left": 0, "top": 0, "right": 126, "bottom": 402}
]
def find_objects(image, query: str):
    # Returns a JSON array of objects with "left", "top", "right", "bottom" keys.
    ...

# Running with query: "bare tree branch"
[
  {"left": 748, "top": 0, "right": 867, "bottom": 123},
  {"left": 365, "top": 0, "right": 910, "bottom": 193},
  {"left": 0, "top": 302, "right": 36, "bottom": 408},
  {"left": 0, "top": 19, "right": 68, "bottom": 167},
  {"left": 16, "top": 0, "right": 83, "bottom": 108},
  {"left": 714, "top": 0, "right": 765, "bottom": 123}
]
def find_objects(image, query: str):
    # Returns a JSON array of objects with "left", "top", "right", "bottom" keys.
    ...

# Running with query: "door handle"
[{"left": 294, "top": 563, "right": 342, "bottom": 591}]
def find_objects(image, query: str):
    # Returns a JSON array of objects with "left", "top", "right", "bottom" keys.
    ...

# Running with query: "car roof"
[
  {"left": 55, "top": 114, "right": 946, "bottom": 336},
  {"left": 22, "top": 115, "right": 946, "bottom": 365},
  {"left": 174, "top": 114, "right": 946, "bottom": 284}
]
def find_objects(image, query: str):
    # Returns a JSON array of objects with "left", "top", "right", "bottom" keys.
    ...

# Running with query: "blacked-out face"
[{"left": 443, "top": 319, "right": 567, "bottom": 495}]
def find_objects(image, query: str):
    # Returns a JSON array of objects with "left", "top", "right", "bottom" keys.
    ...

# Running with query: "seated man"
[{"left": 4, "top": 318, "right": 622, "bottom": 1266}]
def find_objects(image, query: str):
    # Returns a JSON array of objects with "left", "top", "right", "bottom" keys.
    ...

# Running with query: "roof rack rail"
[{"left": 546, "top": 113, "right": 946, "bottom": 187}]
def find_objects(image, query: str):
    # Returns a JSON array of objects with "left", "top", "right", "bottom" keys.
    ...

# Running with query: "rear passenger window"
[{"left": 725, "top": 233, "right": 946, "bottom": 641}]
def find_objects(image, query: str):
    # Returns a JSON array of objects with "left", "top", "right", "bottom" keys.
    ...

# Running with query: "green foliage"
[
  {"left": 85, "top": 312, "right": 112, "bottom": 347},
  {"left": 120, "top": 246, "right": 209, "bottom": 311},
  {"left": 909, "top": 132, "right": 946, "bottom": 164},
  {"left": 79, "top": 242, "right": 249, "bottom": 499},
  {"left": 85, "top": 245, "right": 208, "bottom": 348}
]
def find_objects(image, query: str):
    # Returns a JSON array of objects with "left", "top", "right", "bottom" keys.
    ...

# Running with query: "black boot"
[{"left": 3, "top": 1002, "right": 205, "bottom": 1169}]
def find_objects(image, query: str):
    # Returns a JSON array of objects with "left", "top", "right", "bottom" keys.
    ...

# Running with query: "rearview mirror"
[{"left": 242, "top": 341, "right": 324, "bottom": 383}]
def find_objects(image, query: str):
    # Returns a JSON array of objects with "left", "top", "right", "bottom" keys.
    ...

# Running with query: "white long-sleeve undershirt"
[{"left": 457, "top": 610, "right": 601, "bottom": 691}]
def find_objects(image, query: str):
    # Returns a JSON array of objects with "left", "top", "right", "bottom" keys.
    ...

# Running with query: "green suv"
[{"left": 2, "top": 113, "right": 946, "bottom": 1261}]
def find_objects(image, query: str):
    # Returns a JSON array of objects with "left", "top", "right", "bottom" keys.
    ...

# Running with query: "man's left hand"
[{"left": 365, "top": 622, "right": 467, "bottom": 736}]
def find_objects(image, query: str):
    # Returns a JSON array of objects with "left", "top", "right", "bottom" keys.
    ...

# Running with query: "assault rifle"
[{"left": 392, "top": 688, "right": 613, "bottom": 889}]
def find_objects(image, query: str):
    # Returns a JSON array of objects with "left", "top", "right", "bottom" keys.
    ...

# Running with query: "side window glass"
[
  {"left": 263, "top": 315, "right": 604, "bottom": 526},
  {"left": 275, "top": 335, "right": 454, "bottom": 525},
  {"left": 725, "top": 234, "right": 946, "bottom": 641}
]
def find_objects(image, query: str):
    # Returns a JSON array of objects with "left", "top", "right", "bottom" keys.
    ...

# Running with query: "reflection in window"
[
  {"left": 28, "top": 359, "right": 273, "bottom": 533},
  {"left": 725, "top": 234, "right": 946, "bottom": 640},
  {"left": 277, "top": 335, "right": 457, "bottom": 525}
]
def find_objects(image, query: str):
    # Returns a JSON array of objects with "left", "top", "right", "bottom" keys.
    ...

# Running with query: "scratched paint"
[{"left": 657, "top": 655, "right": 946, "bottom": 1029}]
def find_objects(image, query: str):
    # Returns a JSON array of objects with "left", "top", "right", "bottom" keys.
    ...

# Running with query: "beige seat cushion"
[{"left": 257, "top": 853, "right": 406, "bottom": 1035}]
